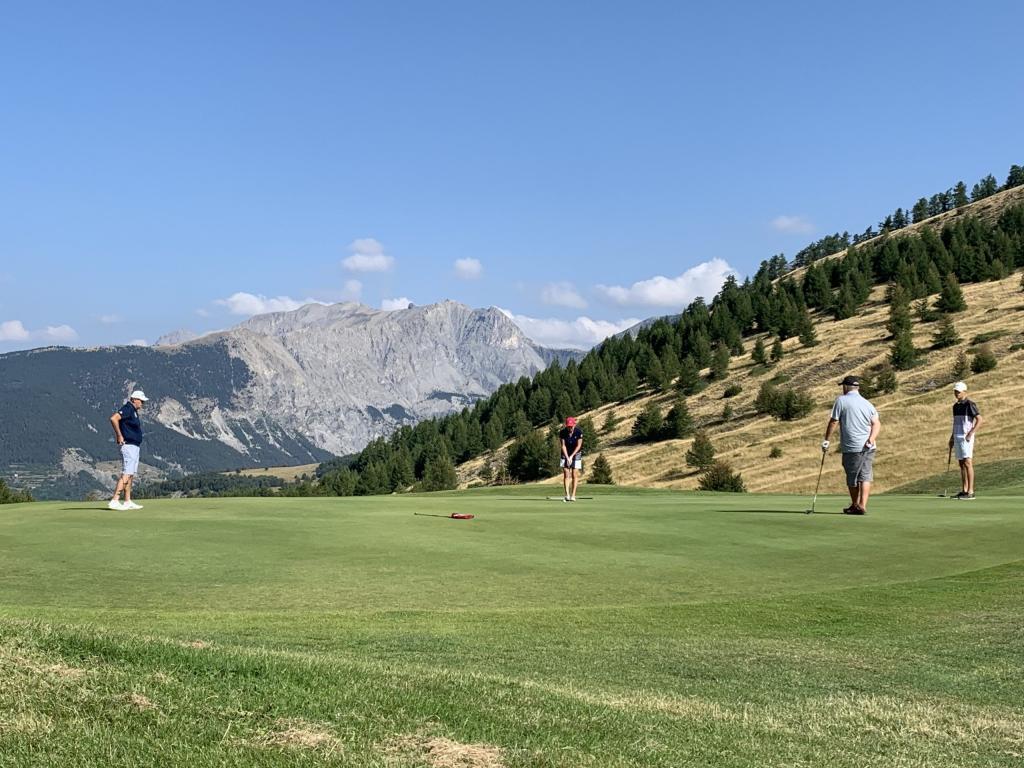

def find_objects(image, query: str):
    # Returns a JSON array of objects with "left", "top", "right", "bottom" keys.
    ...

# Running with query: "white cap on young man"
[
  {"left": 953, "top": 382, "right": 967, "bottom": 393},
  {"left": 130, "top": 390, "right": 149, "bottom": 401}
]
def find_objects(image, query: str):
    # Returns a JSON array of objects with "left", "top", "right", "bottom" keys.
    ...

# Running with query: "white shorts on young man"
[
  {"left": 121, "top": 444, "right": 141, "bottom": 475},
  {"left": 560, "top": 457, "right": 582, "bottom": 470},
  {"left": 954, "top": 437, "right": 974, "bottom": 461}
]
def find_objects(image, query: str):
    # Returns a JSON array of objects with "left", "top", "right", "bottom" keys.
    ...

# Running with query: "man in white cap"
[
  {"left": 949, "top": 381, "right": 982, "bottom": 500},
  {"left": 108, "top": 390, "right": 149, "bottom": 510}
]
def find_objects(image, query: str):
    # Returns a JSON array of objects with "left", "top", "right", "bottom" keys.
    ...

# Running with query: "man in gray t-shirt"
[{"left": 822, "top": 375, "right": 881, "bottom": 515}]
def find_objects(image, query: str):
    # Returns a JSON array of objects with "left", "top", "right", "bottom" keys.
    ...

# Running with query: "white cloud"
[
  {"left": 343, "top": 238, "right": 394, "bottom": 272},
  {"left": 195, "top": 308, "right": 210, "bottom": 317},
  {"left": 41, "top": 325, "right": 78, "bottom": 342},
  {"left": 453, "top": 258, "right": 483, "bottom": 280},
  {"left": 216, "top": 292, "right": 325, "bottom": 316},
  {"left": 381, "top": 297, "right": 412, "bottom": 311},
  {"left": 771, "top": 215, "right": 814, "bottom": 234},
  {"left": 0, "top": 320, "right": 78, "bottom": 344},
  {"left": 99, "top": 314, "right": 122, "bottom": 324},
  {"left": 595, "top": 258, "right": 736, "bottom": 308},
  {"left": 342, "top": 279, "right": 363, "bottom": 301},
  {"left": 541, "top": 281, "right": 587, "bottom": 309},
  {"left": 0, "top": 320, "right": 30, "bottom": 341},
  {"left": 497, "top": 308, "right": 640, "bottom": 350}
]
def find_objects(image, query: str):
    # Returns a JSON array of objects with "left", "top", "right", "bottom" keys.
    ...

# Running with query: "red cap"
[{"left": 565, "top": 416, "right": 577, "bottom": 426}]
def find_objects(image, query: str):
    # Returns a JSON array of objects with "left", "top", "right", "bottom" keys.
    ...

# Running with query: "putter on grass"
[
  {"left": 414, "top": 512, "right": 475, "bottom": 520},
  {"left": 939, "top": 444, "right": 953, "bottom": 498},
  {"left": 805, "top": 450, "right": 827, "bottom": 514}
]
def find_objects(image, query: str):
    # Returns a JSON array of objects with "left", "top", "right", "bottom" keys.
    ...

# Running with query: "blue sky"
[{"left": 2, "top": 1, "right": 1022, "bottom": 350}]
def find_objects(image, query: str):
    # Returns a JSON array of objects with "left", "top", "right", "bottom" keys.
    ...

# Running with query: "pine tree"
[
  {"left": 422, "top": 453, "right": 458, "bottom": 491},
  {"left": 579, "top": 416, "right": 600, "bottom": 451},
  {"left": 588, "top": 453, "right": 615, "bottom": 485},
  {"left": 953, "top": 181, "right": 969, "bottom": 207},
  {"left": 952, "top": 350, "right": 970, "bottom": 380},
  {"left": 685, "top": 431, "right": 716, "bottom": 470},
  {"left": 709, "top": 342, "right": 730, "bottom": 381},
  {"left": 662, "top": 397, "right": 695, "bottom": 439},
  {"left": 798, "top": 317, "right": 818, "bottom": 347},
  {"left": 914, "top": 298, "right": 939, "bottom": 323},
  {"left": 770, "top": 337, "right": 784, "bottom": 363},
  {"left": 676, "top": 355, "right": 704, "bottom": 395},
  {"left": 751, "top": 338, "right": 767, "bottom": 365},
  {"left": 885, "top": 284, "right": 912, "bottom": 338},
  {"left": 601, "top": 411, "right": 621, "bottom": 434},
  {"left": 631, "top": 402, "right": 664, "bottom": 442},
  {"left": 930, "top": 315, "right": 961, "bottom": 349},
  {"left": 889, "top": 327, "right": 917, "bottom": 370},
  {"left": 936, "top": 273, "right": 967, "bottom": 312},
  {"left": 621, "top": 362, "right": 639, "bottom": 400},
  {"left": 911, "top": 197, "right": 929, "bottom": 223}
]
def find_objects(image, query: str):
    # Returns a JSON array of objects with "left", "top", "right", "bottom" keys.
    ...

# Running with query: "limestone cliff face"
[{"left": 212, "top": 300, "right": 560, "bottom": 455}]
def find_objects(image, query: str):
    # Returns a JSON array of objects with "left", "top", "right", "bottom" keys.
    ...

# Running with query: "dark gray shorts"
[{"left": 842, "top": 449, "right": 875, "bottom": 486}]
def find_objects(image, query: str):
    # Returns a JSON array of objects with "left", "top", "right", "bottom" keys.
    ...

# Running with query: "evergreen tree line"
[
  {"left": 793, "top": 163, "right": 1024, "bottom": 265},
  {"left": 0, "top": 478, "right": 33, "bottom": 504},
  {"left": 314, "top": 199, "right": 1024, "bottom": 496}
]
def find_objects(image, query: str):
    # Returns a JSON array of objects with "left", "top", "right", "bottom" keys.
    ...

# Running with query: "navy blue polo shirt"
[
  {"left": 118, "top": 401, "right": 143, "bottom": 446},
  {"left": 559, "top": 426, "right": 583, "bottom": 456}
]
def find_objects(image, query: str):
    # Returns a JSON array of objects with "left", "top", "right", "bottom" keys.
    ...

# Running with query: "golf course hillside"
[
  {"left": 465, "top": 270, "right": 1023, "bottom": 495},
  {"left": 2, "top": 488, "right": 1023, "bottom": 766}
]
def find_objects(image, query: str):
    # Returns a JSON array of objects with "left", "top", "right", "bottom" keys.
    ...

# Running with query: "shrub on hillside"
[
  {"left": 970, "top": 344, "right": 998, "bottom": 374},
  {"left": 754, "top": 383, "right": 815, "bottom": 421},
  {"left": 768, "top": 446, "right": 783, "bottom": 459},
  {"left": 697, "top": 461, "right": 747, "bottom": 492},
  {"left": 685, "top": 431, "right": 716, "bottom": 470},
  {"left": 723, "top": 384, "right": 742, "bottom": 398},
  {"left": 588, "top": 453, "right": 615, "bottom": 485}
]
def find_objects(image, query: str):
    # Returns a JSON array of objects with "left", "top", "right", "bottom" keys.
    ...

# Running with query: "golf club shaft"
[{"left": 809, "top": 450, "right": 826, "bottom": 510}]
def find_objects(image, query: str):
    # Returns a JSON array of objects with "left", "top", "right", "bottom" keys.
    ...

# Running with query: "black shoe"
[
  {"left": 953, "top": 491, "right": 969, "bottom": 500},
  {"left": 842, "top": 505, "right": 865, "bottom": 515},
  {"left": 963, "top": 492, "right": 975, "bottom": 500}
]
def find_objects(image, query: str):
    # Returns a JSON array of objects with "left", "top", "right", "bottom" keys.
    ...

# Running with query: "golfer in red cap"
[{"left": 559, "top": 416, "right": 583, "bottom": 502}]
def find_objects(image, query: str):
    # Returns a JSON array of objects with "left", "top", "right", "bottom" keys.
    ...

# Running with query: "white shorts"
[
  {"left": 121, "top": 444, "right": 141, "bottom": 476},
  {"left": 560, "top": 456, "right": 582, "bottom": 470},
  {"left": 954, "top": 437, "right": 974, "bottom": 461}
]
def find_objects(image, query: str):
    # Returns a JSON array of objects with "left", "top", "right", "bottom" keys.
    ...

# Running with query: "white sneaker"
[
  {"left": 563, "top": 496, "right": 569, "bottom": 502},
  {"left": 570, "top": 496, "right": 577, "bottom": 502},
  {"left": 108, "top": 499, "right": 125, "bottom": 510},
  {"left": 123, "top": 501, "right": 144, "bottom": 510}
]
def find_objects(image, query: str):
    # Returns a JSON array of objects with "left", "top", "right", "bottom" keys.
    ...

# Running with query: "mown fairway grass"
[{"left": 2, "top": 486, "right": 1023, "bottom": 767}]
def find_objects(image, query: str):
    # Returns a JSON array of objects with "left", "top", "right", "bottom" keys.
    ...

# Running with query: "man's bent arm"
[{"left": 110, "top": 413, "right": 125, "bottom": 444}]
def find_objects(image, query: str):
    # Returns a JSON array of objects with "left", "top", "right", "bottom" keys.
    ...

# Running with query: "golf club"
[
  {"left": 414, "top": 512, "right": 475, "bottom": 520},
  {"left": 939, "top": 443, "right": 953, "bottom": 497},
  {"left": 805, "top": 450, "right": 827, "bottom": 514}
]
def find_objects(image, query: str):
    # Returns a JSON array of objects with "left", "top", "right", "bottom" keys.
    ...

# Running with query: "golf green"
[{"left": 1, "top": 487, "right": 1022, "bottom": 767}]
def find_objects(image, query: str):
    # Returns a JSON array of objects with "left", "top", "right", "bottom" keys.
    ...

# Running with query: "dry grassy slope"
[{"left": 459, "top": 273, "right": 1024, "bottom": 494}]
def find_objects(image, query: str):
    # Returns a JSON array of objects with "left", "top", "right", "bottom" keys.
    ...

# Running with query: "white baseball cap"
[
  {"left": 952, "top": 381, "right": 967, "bottom": 393},
  {"left": 130, "top": 390, "right": 149, "bottom": 401}
]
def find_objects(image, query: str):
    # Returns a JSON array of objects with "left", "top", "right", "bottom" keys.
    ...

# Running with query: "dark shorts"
[{"left": 842, "top": 449, "right": 875, "bottom": 486}]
